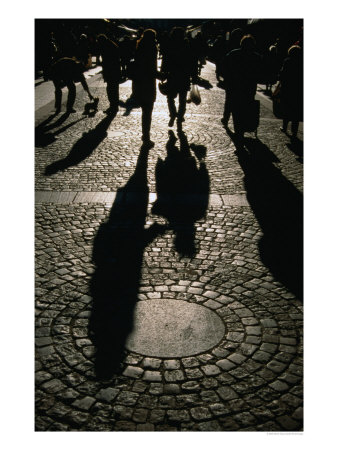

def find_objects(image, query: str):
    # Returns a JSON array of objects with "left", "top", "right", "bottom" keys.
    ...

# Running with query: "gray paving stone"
[
  {"left": 96, "top": 388, "right": 119, "bottom": 403},
  {"left": 216, "top": 359, "right": 237, "bottom": 371},
  {"left": 276, "top": 415, "right": 300, "bottom": 430},
  {"left": 164, "top": 360, "right": 180, "bottom": 370},
  {"left": 217, "top": 386, "right": 239, "bottom": 401},
  {"left": 72, "top": 396, "right": 96, "bottom": 411},
  {"left": 164, "top": 369, "right": 185, "bottom": 382},
  {"left": 143, "top": 371, "right": 162, "bottom": 382},
  {"left": 190, "top": 407, "right": 212, "bottom": 421},
  {"left": 122, "top": 366, "right": 144, "bottom": 379}
]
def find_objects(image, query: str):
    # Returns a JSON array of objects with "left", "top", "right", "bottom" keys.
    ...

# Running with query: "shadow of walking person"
[
  {"left": 234, "top": 137, "right": 303, "bottom": 301},
  {"left": 89, "top": 146, "right": 165, "bottom": 379},
  {"left": 36, "top": 116, "right": 86, "bottom": 148},
  {"left": 44, "top": 113, "right": 116, "bottom": 175},
  {"left": 152, "top": 130, "right": 209, "bottom": 257}
]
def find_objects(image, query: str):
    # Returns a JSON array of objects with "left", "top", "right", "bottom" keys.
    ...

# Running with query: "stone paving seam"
[{"left": 35, "top": 191, "right": 250, "bottom": 207}]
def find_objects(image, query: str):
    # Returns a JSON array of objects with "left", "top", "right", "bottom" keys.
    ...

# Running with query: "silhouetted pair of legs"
[
  {"left": 141, "top": 101, "right": 154, "bottom": 147},
  {"left": 167, "top": 90, "right": 188, "bottom": 126},
  {"left": 105, "top": 79, "right": 119, "bottom": 114},
  {"left": 281, "top": 119, "right": 299, "bottom": 138},
  {"left": 53, "top": 80, "right": 76, "bottom": 113},
  {"left": 222, "top": 89, "right": 231, "bottom": 127}
]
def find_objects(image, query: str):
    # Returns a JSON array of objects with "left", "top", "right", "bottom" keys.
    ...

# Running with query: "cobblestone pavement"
[{"left": 35, "top": 62, "right": 303, "bottom": 431}]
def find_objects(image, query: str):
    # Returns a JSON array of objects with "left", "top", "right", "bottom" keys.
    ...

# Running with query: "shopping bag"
[{"left": 189, "top": 84, "right": 201, "bottom": 105}]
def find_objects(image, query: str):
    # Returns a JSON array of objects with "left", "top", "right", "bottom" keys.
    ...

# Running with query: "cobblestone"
[{"left": 35, "top": 61, "right": 303, "bottom": 431}]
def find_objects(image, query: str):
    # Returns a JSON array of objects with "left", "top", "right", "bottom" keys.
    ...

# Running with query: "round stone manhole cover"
[{"left": 125, "top": 299, "right": 226, "bottom": 358}]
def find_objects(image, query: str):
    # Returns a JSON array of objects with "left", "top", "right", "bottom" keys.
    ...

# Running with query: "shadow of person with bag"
[
  {"left": 44, "top": 113, "right": 116, "bottom": 175},
  {"left": 152, "top": 130, "right": 209, "bottom": 257},
  {"left": 89, "top": 145, "right": 165, "bottom": 379},
  {"left": 234, "top": 137, "right": 303, "bottom": 301}
]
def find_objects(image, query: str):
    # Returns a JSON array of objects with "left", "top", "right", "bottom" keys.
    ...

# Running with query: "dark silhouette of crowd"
[{"left": 37, "top": 21, "right": 303, "bottom": 144}]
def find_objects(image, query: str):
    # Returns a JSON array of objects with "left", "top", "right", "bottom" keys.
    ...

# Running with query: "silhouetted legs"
[
  {"left": 66, "top": 81, "right": 76, "bottom": 112},
  {"left": 53, "top": 81, "right": 62, "bottom": 112},
  {"left": 53, "top": 79, "right": 76, "bottom": 113},
  {"left": 167, "top": 90, "right": 188, "bottom": 125},
  {"left": 141, "top": 102, "right": 154, "bottom": 144},
  {"left": 222, "top": 90, "right": 231, "bottom": 126},
  {"left": 281, "top": 119, "right": 299, "bottom": 137},
  {"left": 106, "top": 79, "right": 119, "bottom": 113}
]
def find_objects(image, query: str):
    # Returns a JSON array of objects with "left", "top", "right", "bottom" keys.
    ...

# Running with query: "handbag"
[
  {"left": 159, "top": 81, "right": 169, "bottom": 96},
  {"left": 272, "top": 82, "right": 283, "bottom": 119},
  {"left": 189, "top": 84, "right": 201, "bottom": 105}
]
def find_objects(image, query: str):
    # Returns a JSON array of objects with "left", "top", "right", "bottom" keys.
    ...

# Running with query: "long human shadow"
[
  {"left": 286, "top": 138, "right": 303, "bottom": 164},
  {"left": 152, "top": 130, "right": 210, "bottom": 257},
  {"left": 89, "top": 146, "right": 165, "bottom": 379},
  {"left": 36, "top": 116, "right": 86, "bottom": 147},
  {"left": 233, "top": 137, "right": 303, "bottom": 301},
  {"left": 44, "top": 114, "right": 115, "bottom": 175}
]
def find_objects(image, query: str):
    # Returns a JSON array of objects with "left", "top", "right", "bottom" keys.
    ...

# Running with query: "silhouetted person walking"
[
  {"left": 190, "top": 31, "right": 208, "bottom": 77},
  {"left": 133, "top": 29, "right": 161, "bottom": 148},
  {"left": 97, "top": 34, "right": 121, "bottom": 115},
  {"left": 161, "top": 27, "right": 198, "bottom": 127},
  {"left": 263, "top": 44, "right": 279, "bottom": 93},
  {"left": 219, "top": 28, "right": 244, "bottom": 126},
  {"left": 279, "top": 45, "right": 303, "bottom": 139},
  {"left": 211, "top": 33, "right": 227, "bottom": 81},
  {"left": 49, "top": 57, "right": 94, "bottom": 114},
  {"left": 120, "top": 35, "right": 135, "bottom": 80},
  {"left": 222, "top": 34, "right": 262, "bottom": 138},
  {"left": 76, "top": 33, "right": 91, "bottom": 68}
]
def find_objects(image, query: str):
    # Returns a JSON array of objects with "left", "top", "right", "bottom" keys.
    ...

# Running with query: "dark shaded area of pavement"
[
  {"left": 89, "top": 146, "right": 165, "bottom": 379},
  {"left": 44, "top": 114, "right": 115, "bottom": 175},
  {"left": 196, "top": 77, "right": 213, "bottom": 90},
  {"left": 152, "top": 130, "right": 209, "bottom": 257},
  {"left": 234, "top": 136, "right": 303, "bottom": 301},
  {"left": 35, "top": 112, "right": 86, "bottom": 147},
  {"left": 286, "top": 137, "right": 303, "bottom": 163}
]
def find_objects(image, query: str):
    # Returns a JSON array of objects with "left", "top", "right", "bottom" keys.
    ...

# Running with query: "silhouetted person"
[
  {"left": 219, "top": 28, "right": 244, "bottom": 126},
  {"left": 97, "top": 34, "right": 121, "bottom": 115},
  {"left": 55, "top": 25, "right": 77, "bottom": 58},
  {"left": 161, "top": 27, "right": 198, "bottom": 127},
  {"left": 120, "top": 35, "right": 135, "bottom": 79},
  {"left": 39, "top": 31, "right": 60, "bottom": 81},
  {"left": 49, "top": 57, "right": 94, "bottom": 114},
  {"left": 76, "top": 33, "right": 91, "bottom": 68},
  {"left": 190, "top": 31, "right": 208, "bottom": 77},
  {"left": 211, "top": 33, "right": 227, "bottom": 81},
  {"left": 222, "top": 34, "right": 262, "bottom": 138},
  {"left": 158, "top": 30, "right": 170, "bottom": 59},
  {"left": 133, "top": 29, "right": 162, "bottom": 148},
  {"left": 263, "top": 44, "right": 279, "bottom": 93},
  {"left": 279, "top": 45, "right": 303, "bottom": 139}
]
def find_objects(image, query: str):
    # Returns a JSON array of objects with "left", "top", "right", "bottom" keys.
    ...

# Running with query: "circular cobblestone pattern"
[{"left": 125, "top": 299, "right": 226, "bottom": 357}]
